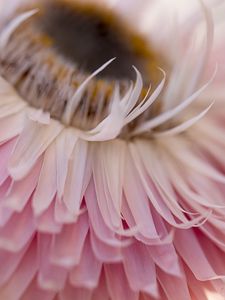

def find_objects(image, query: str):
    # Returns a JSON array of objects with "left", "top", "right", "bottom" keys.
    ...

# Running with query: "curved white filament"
[{"left": 0, "top": 9, "right": 38, "bottom": 52}]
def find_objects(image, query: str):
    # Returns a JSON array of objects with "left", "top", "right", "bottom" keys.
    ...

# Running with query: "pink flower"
[{"left": 0, "top": 0, "right": 224, "bottom": 299}]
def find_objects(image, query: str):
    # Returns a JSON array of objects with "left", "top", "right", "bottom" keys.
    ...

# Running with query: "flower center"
[
  {"left": 0, "top": 0, "right": 164, "bottom": 133},
  {"left": 38, "top": 1, "right": 149, "bottom": 81}
]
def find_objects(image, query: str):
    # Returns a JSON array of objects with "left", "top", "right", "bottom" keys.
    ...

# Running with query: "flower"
[{"left": 0, "top": 0, "right": 224, "bottom": 299}]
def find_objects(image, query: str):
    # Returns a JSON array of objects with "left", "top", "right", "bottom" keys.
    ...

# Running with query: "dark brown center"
[
  {"left": 0, "top": 0, "right": 164, "bottom": 132},
  {"left": 37, "top": 1, "right": 157, "bottom": 81}
]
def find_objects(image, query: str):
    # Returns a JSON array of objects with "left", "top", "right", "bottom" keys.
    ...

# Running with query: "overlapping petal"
[{"left": 0, "top": 0, "right": 224, "bottom": 300}]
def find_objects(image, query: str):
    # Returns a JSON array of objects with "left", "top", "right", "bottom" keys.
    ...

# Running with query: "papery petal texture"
[{"left": 0, "top": 0, "right": 224, "bottom": 300}]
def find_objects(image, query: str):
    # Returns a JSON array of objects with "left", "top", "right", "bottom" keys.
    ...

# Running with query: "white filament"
[
  {"left": 0, "top": 9, "right": 38, "bottom": 52},
  {"left": 0, "top": 7, "right": 215, "bottom": 142}
]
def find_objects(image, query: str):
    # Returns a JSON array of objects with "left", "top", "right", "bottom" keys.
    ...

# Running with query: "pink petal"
[
  {"left": 130, "top": 142, "right": 188, "bottom": 228},
  {"left": 85, "top": 180, "right": 125, "bottom": 247},
  {"left": 32, "top": 142, "right": 57, "bottom": 215},
  {"left": 148, "top": 243, "right": 181, "bottom": 277},
  {"left": 0, "top": 242, "right": 29, "bottom": 286},
  {"left": 0, "top": 138, "right": 16, "bottom": 184},
  {"left": 105, "top": 264, "right": 139, "bottom": 300},
  {"left": 0, "top": 177, "right": 11, "bottom": 199},
  {"left": 55, "top": 130, "right": 78, "bottom": 198},
  {"left": 50, "top": 213, "right": 89, "bottom": 268},
  {"left": 0, "top": 113, "right": 24, "bottom": 144},
  {"left": 0, "top": 203, "right": 35, "bottom": 251},
  {"left": 4, "top": 158, "right": 42, "bottom": 212},
  {"left": 36, "top": 200, "right": 62, "bottom": 234},
  {"left": 21, "top": 277, "right": 56, "bottom": 300},
  {"left": 123, "top": 150, "right": 160, "bottom": 240},
  {"left": 90, "top": 228, "right": 123, "bottom": 263},
  {"left": 0, "top": 178, "right": 13, "bottom": 227},
  {"left": 63, "top": 139, "right": 89, "bottom": 215},
  {"left": 37, "top": 234, "right": 67, "bottom": 292},
  {"left": 123, "top": 242, "right": 158, "bottom": 297},
  {"left": 69, "top": 234, "right": 102, "bottom": 289},
  {"left": 54, "top": 196, "right": 77, "bottom": 224},
  {"left": 201, "top": 221, "right": 225, "bottom": 252},
  {"left": 0, "top": 238, "right": 38, "bottom": 300},
  {"left": 148, "top": 209, "right": 181, "bottom": 276},
  {"left": 91, "top": 141, "right": 125, "bottom": 230},
  {"left": 59, "top": 282, "right": 92, "bottom": 300},
  {"left": 184, "top": 266, "right": 210, "bottom": 300},
  {"left": 8, "top": 117, "right": 62, "bottom": 180},
  {"left": 196, "top": 230, "right": 225, "bottom": 278},
  {"left": 99, "top": 141, "right": 125, "bottom": 220},
  {"left": 157, "top": 267, "right": 191, "bottom": 300},
  {"left": 92, "top": 272, "right": 110, "bottom": 300},
  {"left": 174, "top": 228, "right": 223, "bottom": 280}
]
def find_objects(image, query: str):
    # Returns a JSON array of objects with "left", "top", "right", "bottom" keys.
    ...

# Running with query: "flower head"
[{"left": 0, "top": 0, "right": 224, "bottom": 299}]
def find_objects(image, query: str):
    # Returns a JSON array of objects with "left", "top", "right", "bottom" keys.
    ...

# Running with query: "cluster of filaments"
[{"left": 0, "top": 5, "right": 214, "bottom": 142}]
